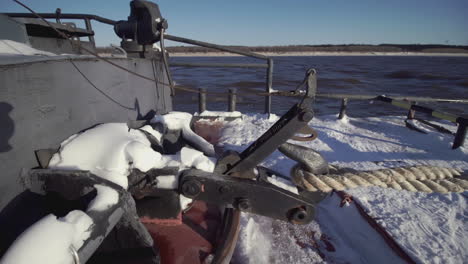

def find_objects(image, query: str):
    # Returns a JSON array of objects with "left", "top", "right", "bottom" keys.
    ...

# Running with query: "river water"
[{"left": 170, "top": 56, "right": 468, "bottom": 117}]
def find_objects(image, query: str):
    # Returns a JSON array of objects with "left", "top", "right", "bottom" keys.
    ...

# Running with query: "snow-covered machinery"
[
  {"left": 0, "top": 68, "right": 322, "bottom": 264},
  {"left": 2, "top": 1, "right": 467, "bottom": 264}
]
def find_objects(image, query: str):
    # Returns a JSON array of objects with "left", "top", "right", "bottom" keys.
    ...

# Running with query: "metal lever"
[
  {"left": 221, "top": 69, "right": 317, "bottom": 178},
  {"left": 179, "top": 169, "right": 316, "bottom": 224}
]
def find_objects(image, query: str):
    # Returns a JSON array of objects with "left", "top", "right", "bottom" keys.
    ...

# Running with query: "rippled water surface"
[{"left": 170, "top": 56, "right": 468, "bottom": 117}]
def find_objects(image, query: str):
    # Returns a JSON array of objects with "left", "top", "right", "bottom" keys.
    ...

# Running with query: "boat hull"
[{"left": 0, "top": 56, "right": 172, "bottom": 209}]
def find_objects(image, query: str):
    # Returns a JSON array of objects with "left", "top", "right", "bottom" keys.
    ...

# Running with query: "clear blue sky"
[{"left": 3, "top": 0, "right": 468, "bottom": 47}]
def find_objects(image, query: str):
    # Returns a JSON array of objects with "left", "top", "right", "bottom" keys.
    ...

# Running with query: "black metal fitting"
[
  {"left": 288, "top": 207, "right": 308, "bottom": 224},
  {"left": 179, "top": 169, "right": 316, "bottom": 223},
  {"left": 236, "top": 198, "right": 250, "bottom": 211},
  {"left": 114, "top": 0, "right": 166, "bottom": 45},
  {"left": 454, "top": 117, "right": 467, "bottom": 149},
  {"left": 180, "top": 180, "right": 202, "bottom": 198},
  {"left": 55, "top": 8, "right": 62, "bottom": 24},
  {"left": 300, "top": 110, "right": 314, "bottom": 122},
  {"left": 218, "top": 186, "right": 230, "bottom": 194}
]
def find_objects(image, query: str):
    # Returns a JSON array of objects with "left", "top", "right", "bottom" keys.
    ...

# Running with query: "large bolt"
[
  {"left": 218, "top": 186, "right": 230, "bottom": 194},
  {"left": 300, "top": 110, "right": 314, "bottom": 122},
  {"left": 288, "top": 208, "right": 308, "bottom": 224},
  {"left": 181, "top": 180, "right": 202, "bottom": 198},
  {"left": 236, "top": 198, "right": 250, "bottom": 211}
]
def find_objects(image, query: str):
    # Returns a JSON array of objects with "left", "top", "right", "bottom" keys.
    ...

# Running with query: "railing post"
[
  {"left": 199, "top": 88, "right": 206, "bottom": 113},
  {"left": 265, "top": 58, "right": 273, "bottom": 114},
  {"left": 407, "top": 102, "right": 416, "bottom": 119},
  {"left": 453, "top": 118, "right": 467, "bottom": 149},
  {"left": 228, "top": 88, "right": 237, "bottom": 112},
  {"left": 338, "top": 98, "right": 348, "bottom": 119},
  {"left": 84, "top": 18, "right": 95, "bottom": 45}
]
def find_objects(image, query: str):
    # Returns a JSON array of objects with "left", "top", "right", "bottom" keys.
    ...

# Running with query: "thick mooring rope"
[{"left": 291, "top": 165, "right": 468, "bottom": 194}]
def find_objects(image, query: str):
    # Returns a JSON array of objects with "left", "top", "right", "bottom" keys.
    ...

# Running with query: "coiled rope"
[{"left": 291, "top": 165, "right": 468, "bottom": 194}]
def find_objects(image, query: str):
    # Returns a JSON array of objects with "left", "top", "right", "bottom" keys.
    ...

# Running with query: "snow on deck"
[
  {"left": 220, "top": 114, "right": 468, "bottom": 175},
  {"left": 219, "top": 114, "right": 467, "bottom": 264},
  {"left": 3, "top": 111, "right": 465, "bottom": 263},
  {"left": 347, "top": 187, "right": 467, "bottom": 264}
]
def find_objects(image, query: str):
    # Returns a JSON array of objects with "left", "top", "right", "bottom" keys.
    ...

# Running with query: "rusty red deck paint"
[
  {"left": 140, "top": 122, "right": 228, "bottom": 264},
  {"left": 193, "top": 120, "right": 225, "bottom": 145},
  {"left": 142, "top": 201, "right": 222, "bottom": 264},
  {"left": 140, "top": 213, "right": 183, "bottom": 226}
]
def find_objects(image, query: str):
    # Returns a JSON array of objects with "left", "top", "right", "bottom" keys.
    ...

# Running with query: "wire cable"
[
  {"left": 69, "top": 60, "right": 135, "bottom": 110},
  {"left": 160, "top": 28, "right": 175, "bottom": 95}
]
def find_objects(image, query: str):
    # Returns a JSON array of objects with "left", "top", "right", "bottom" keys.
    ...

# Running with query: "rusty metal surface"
[{"left": 212, "top": 208, "right": 241, "bottom": 264}]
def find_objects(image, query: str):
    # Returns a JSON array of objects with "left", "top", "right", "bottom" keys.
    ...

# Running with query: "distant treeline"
[{"left": 165, "top": 44, "right": 468, "bottom": 53}]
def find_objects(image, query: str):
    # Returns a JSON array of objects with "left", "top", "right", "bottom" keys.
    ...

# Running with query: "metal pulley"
[{"left": 114, "top": 0, "right": 168, "bottom": 53}]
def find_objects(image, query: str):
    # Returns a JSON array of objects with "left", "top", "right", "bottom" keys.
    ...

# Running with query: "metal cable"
[
  {"left": 69, "top": 60, "right": 135, "bottom": 110},
  {"left": 151, "top": 59, "right": 166, "bottom": 111},
  {"left": 160, "top": 28, "right": 175, "bottom": 95}
]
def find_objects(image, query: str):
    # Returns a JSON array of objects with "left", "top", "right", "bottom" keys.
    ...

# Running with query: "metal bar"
[
  {"left": 407, "top": 102, "right": 416, "bottom": 119},
  {"left": 414, "top": 118, "right": 455, "bottom": 135},
  {"left": 315, "top": 93, "right": 468, "bottom": 103},
  {"left": 199, "top": 88, "right": 207, "bottom": 113},
  {"left": 338, "top": 98, "right": 348, "bottom": 119},
  {"left": 432, "top": 111, "right": 458, "bottom": 123},
  {"left": 84, "top": 18, "right": 95, "bottom": 45},
  {"left": 265, "top": 58, "right": 273, "bottom": 114},
  {"left": 170, "top": 62, "right": 268, "bottom": 68},
  {"left": 377, "top": 96, "right": 460, "bottom": 122},
  {"left": 377, "top": 95, "right": 467, "bottom": 149},
  {"left": 229, "top": 88, "right": 237, "bottom": 112},
  {"left": 164, "top": 34, "right": 269, "bottom": 60},
  {"left": 3, "top": 12, "right": 117, "bottom": 25},
  {"left": 305, "top": 69, "right": 317, "bottom": 98},
  {"left": 453, "top": 118, "right": 467, "bottom": 149},
  {"left": 179, "top": 169, "right": 315, "bottom": 224},
  {"left": 226, "top": 99, "right": 314, "bottom": 176}
]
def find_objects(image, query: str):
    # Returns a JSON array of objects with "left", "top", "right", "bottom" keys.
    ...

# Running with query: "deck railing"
[
  {"left": 163, "top": 34, "right": 274, "bottom": 114},
  {"left": 4, "top": 12, "right": 467, "bottom": 149},
  {"left": 189, "top": 80, "right": 468, "bottom": 149}
]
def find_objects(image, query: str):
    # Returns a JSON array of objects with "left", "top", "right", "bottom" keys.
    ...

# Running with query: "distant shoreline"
[{"left": 170, "top": 51, "right": 468, "bottom": 57}]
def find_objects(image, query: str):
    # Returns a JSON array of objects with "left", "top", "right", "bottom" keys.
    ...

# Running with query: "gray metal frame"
[{"left": 3, "top": 12, "right": 117, "bottom": 46}]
